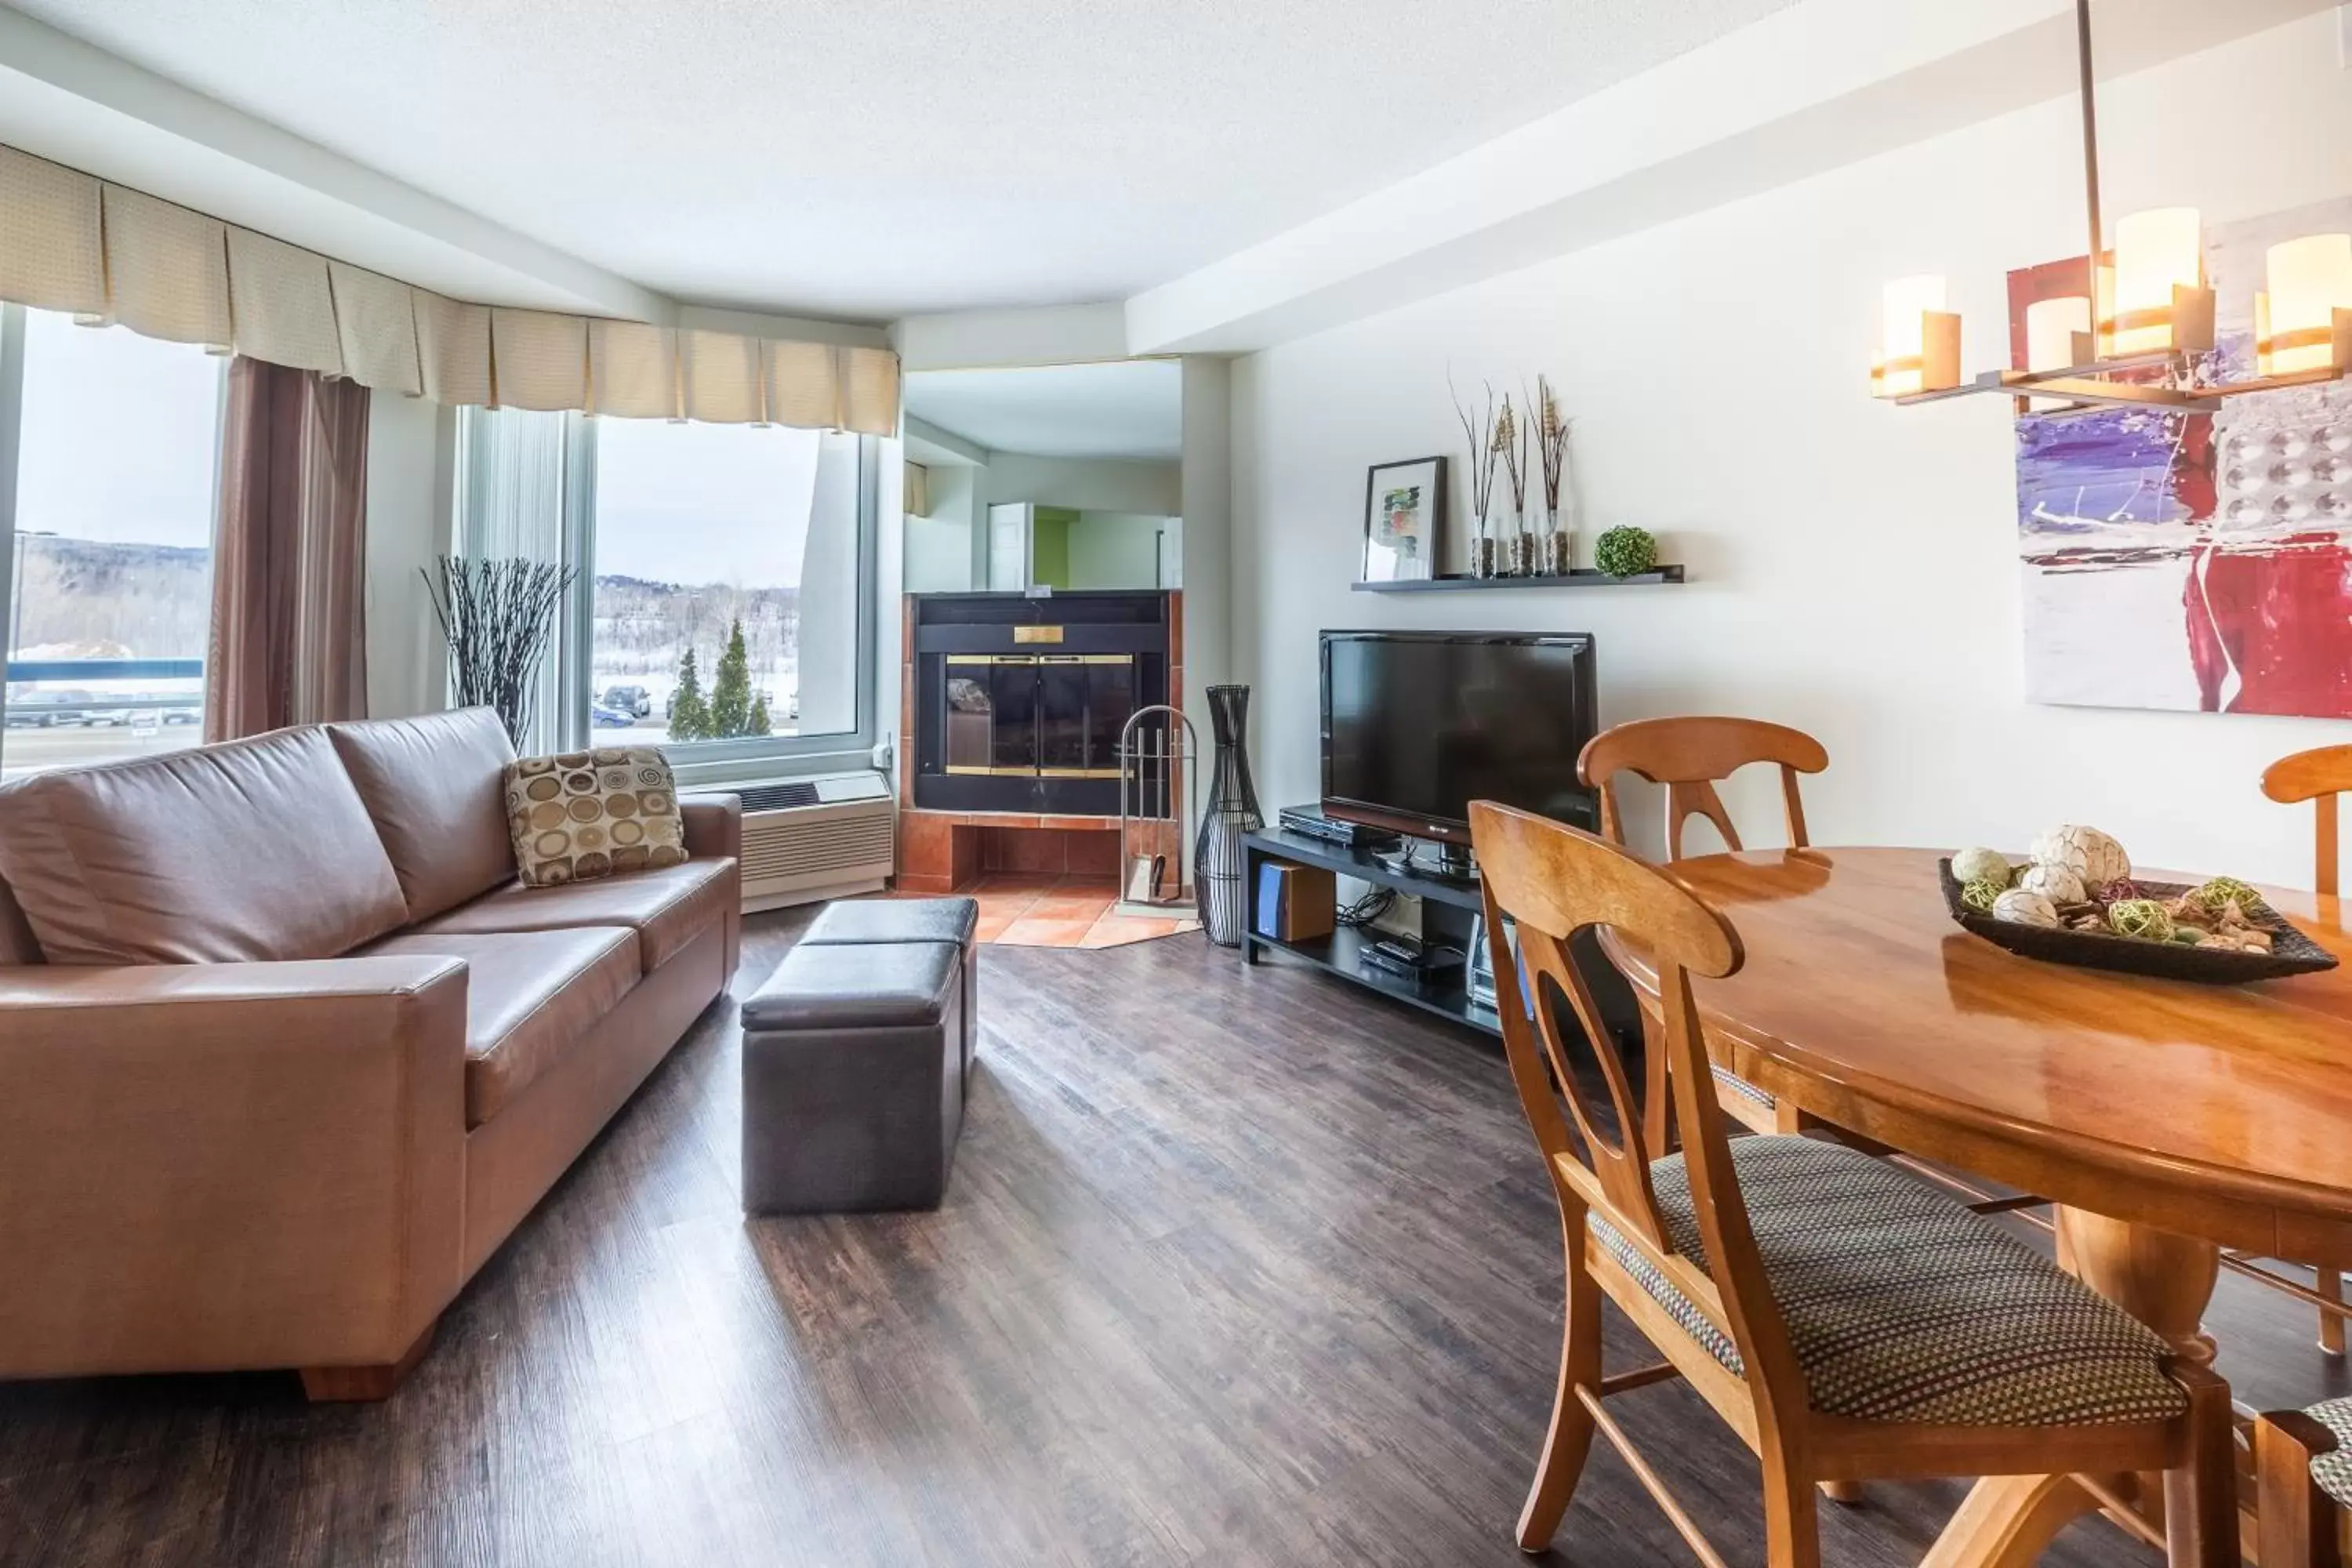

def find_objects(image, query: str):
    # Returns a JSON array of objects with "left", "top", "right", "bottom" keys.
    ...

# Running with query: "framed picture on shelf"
[{"left": 1361, "top": 456, "right": 1446, "bottom": 583}]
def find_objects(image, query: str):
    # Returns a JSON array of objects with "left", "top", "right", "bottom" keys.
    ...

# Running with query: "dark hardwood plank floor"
[{"left": 0, "top": 910, "right": 2342, "bottom": 1566}]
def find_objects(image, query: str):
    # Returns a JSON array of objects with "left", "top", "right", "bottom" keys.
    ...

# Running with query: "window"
[
  {"left": 588, "top": 420, "right": 872, "bottom": 771},
  {"left": 0, "top": 306, "right": 223, "bottom": 779}
]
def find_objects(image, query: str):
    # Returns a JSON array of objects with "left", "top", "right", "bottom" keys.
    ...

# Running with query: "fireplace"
[{"left": 911, "top": 592, "right": 1174, "bottom": 817}]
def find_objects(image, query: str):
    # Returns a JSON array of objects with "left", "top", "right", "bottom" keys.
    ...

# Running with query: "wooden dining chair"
[
  {"left": 1577, "top": 716, "right": 1828, "bottom": 1136},
  {"left": 2256, "top": 1402, "right": 2352, "bottom": 1565},
  {"left": 2256, "top": 744, "right": 2352, "bottom": 1354},
  {"left": 1468, "top": 800, "right": 2236, "bottom": 1568}
]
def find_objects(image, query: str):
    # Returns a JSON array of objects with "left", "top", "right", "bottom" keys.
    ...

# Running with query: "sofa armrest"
[
  {"left": 0, "top": 956, "right": 470, "bottom": 1378},
  {"left": 681, "top": 791, "right": 742, "bottom": 860}
]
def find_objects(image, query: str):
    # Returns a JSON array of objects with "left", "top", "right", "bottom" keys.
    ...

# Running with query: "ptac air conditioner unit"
[{"left": 731, "top": 771, "right": 895, "bottom": 912}]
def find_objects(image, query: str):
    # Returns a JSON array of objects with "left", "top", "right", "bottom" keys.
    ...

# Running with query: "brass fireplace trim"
[{"left": 1012, "top": 625, "right": 1065, "bottom": 644}]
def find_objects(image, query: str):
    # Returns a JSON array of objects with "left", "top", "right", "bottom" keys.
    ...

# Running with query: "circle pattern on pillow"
[{"left": 502, "top": 746, "right": 688, "bottom": 887}]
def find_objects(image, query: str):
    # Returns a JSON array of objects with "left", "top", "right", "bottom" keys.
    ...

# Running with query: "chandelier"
[{"left": 1871, "top": 0, "right": 2351, "bottom": 415}]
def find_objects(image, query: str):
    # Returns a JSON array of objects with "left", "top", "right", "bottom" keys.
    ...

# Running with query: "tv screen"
[{"left": 1320, "top": 631, "right": 1596, "bottom": 843}]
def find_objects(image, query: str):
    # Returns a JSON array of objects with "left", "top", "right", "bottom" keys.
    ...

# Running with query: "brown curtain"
[{"left": 205, "top": 358, "right": 370, "bottom": 741}]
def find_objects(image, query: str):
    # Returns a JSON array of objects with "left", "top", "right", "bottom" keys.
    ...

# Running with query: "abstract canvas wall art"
[{"left": 2015, "top": 197, "right": 2352, "bottom": 716}]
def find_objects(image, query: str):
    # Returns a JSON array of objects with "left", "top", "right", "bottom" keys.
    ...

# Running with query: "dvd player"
[{"left": 1276, "top": 803, "right": 1399, "bottom": 849}]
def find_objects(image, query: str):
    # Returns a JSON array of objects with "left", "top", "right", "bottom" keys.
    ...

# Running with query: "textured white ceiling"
[
  {"left": 906, "top": 361, "right": 1182, "bottom": 463},
  {"left": 7, "top": 0, "right": 1799, "bottom": 322}
]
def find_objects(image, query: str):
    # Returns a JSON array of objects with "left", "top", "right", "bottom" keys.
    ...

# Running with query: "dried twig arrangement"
[
  {"left": 422, "top": 555, "right": 578, "bottom": 745},
  {"left": 1495, "top": 393, "right": 1527, "bottom": 514},
  {"left": 1530, "top": 375, "right": 1572, "bottom": 518},
  {"left": 1448, "top": 368, "right": 1501, "bottom": 524}
]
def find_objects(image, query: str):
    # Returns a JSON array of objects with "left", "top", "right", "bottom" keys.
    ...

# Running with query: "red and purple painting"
[{"left": 2016, "top": 197, "right": 2352, "bottom": 716}]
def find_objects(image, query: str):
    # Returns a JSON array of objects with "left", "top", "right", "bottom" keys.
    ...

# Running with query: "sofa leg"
[{"left": 299, "top": 1321, "right": 437, "bottom": 1403}]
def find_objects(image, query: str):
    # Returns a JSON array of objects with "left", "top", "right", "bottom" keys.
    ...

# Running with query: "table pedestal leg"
[{"left": 1921, "top": 1208, "right": 2220, "bottom": 1568}]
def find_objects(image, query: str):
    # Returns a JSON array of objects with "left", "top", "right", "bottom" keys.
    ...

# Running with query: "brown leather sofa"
[{"left": 0, "top": 707, "right": 740, "bottom": 1399}]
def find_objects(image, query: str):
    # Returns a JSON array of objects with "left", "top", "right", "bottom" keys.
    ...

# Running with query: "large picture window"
[
  {"left": 0, "top": 306, "right": 223, "bottom": 779},
  {"left": 589, "top": 421, "right": 869, "bottom": 759}
]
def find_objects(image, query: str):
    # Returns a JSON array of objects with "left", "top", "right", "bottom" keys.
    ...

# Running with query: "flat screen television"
[{"left": 1320, "top": 630, "right": 1597, "bottom": 846}]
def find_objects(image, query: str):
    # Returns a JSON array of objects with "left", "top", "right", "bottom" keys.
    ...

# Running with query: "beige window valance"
[{"left": 0, "top": 143, "right": 898, "bottom": 435}]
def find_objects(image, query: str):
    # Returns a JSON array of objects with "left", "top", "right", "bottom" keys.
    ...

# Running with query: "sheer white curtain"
[{"left": 452, "top": 405, "right": 596, "bottom": 755}]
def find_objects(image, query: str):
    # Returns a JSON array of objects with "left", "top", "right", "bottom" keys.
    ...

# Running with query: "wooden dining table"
[{"left": 1605, "top": 845, "right": 2352, "bottom": 1567}]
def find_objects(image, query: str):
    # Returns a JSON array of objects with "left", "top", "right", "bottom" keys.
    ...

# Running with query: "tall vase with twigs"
[
  {"left": 423, "top": 555, "right": 579, "bottom": 747},
  {"left": 1449, "top": 372, "right": 1504, "bottom": 579},
  {"left": 1496, "top": 393, "right": 1534, "bottom": 576},
  {"left": 1532, "top": 376, "right": 1574, "bottom": 575}
]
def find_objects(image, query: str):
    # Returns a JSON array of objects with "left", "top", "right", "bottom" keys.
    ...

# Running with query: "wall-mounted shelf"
[{"left": 1352, "top": 566, "right": 1685, "bottom": 593}]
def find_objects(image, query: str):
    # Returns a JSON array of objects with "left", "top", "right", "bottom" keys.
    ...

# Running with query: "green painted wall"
[{"left": 1029, "top": 506, "right": 1077, "bottom": 588}]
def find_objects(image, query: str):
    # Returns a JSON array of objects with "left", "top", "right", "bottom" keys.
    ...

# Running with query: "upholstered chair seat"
[{"left": 1590, "top": 1136, "right": 2188, "bottom": 1428}]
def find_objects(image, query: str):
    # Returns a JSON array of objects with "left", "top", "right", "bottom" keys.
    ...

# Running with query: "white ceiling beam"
[{"left": 1124, "top": 0, "right": 2336, "bottom": 355}]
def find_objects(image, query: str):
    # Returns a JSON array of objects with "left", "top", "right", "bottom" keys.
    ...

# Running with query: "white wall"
[
  {"left": 904, "top": 462, "right": 975, "bottom": 593},
  {"left": 1065, "top": 510, "right": 1175, "bottom": 590},
  {"left": 363, "top": 394, "right": 452, "bottom": 719},
  {"left": 1230, "top": 11, "right": 2352, "bottom": 887},
  {"left": 982, "top": 452, "right": 1181, "bottom": 515}
]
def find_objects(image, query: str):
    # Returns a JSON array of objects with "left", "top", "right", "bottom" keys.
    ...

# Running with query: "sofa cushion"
[
  {"left": 365, "top": 927, "right": 640, "bottom": 1127},
  {"left": 328, "top": 707, "right": 517, "bottom": 923},
  {"left": 408, "top": 858, "right": 737, "bottom": 975},
  {"left": 503, "top": 748, "right": 686, "bottom": 887},
  {"left": 0, "top": 726, "right": 408, "bottom": 965}
]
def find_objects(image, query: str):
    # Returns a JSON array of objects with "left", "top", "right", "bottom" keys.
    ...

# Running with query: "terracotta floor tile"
[
  {"left": 1077, "top": 913, "right": 1203, "bottom": 949},
  {"left": 1025, "top": 887, "right": 1118, "bottom": 923},
  {"left": 972, "top": 910, "right": 1021, "bottom": 942},
  {"left": 992, "top": 915, "right": 1102, "bottom": 949}
]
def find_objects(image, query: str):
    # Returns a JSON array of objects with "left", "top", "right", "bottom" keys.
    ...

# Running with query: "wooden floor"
[{"left": 1, "top": 909, "right": 2344, "bottom": 1566}]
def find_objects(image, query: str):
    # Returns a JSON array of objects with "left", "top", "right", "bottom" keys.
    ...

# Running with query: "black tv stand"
[
  {"left": 1240, "top": 826, "right": 1498, "bottom": 1038},
  {"left": 1239, "top": 815, "right": 1638, "bottom": 1054}
]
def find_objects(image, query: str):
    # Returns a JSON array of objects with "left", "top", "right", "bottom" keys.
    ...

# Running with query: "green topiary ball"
[
  {"left": 1593, "top": 525, "right": 1659, "bottom": 579},
  {"left": 1959, "top": 877, "right": 2005, "bottom": 913},
  {"left": 2106, "top": 898, "right": 2174, "bottom": 942}
]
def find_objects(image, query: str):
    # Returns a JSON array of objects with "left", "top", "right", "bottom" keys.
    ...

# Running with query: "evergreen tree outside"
[
  {"left": 746, "top": 692, "right": 771, "bottom": 736},
  {"left": 708, "top": 618, "right": 753, "bottom": 738},
  {"left": 668, "top": 647, "right": 710, "bottom": 740}
]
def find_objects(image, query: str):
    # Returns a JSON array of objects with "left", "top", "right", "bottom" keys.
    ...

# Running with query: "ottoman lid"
[
  {"left": 801, "top": 896, "right": 978, "bottom": 948},
  {"left": 742, "top": 939, "right": 960, "bottom": 1031}
]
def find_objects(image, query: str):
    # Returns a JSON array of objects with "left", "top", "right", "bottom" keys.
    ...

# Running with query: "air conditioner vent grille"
[{"left": 737, "top": 781, "right": 822, "bottom": 812}]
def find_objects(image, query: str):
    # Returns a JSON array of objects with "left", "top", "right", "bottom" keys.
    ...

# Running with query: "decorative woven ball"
[
  {"left": 1991, "top": 889, "right": 2060, "bottom": 927},
  {"left": 2030, "top": 824, "right": 2130, "bottom": 889},
  {"left": 2193, "top": 876, "right": 2258, "bottom": 913},
  {"left": 1951, "top": 847, "right": 2012, "bottom": 887},
  {"left": 2016, "top": 862, "right": 2085, "bottom": 905},
  {"left": 1593, "top": 525, "right": 1658, "bottom": 579},
  {"left": 2098, "top": 878, "right": 2147, "bottom": 904},
  {"left": 2105, "top": 898, "right": 2174, "bottom": 942},
  {"left": 1960, "top": 877, "right": 2006, "bottom": 913}
]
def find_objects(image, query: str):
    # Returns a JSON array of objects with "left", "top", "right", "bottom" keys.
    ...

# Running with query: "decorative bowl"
[{"left": 1936, "top": 859, "right": 2339, "bottom": 983}]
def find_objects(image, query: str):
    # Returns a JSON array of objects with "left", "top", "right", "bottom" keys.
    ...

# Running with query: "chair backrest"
[
  {"left": 1469, "top": 800, "right": 1808, "bottom": 1425},
  {"left": 2262, "top": 745, "right": 2352, "bottom": 896},
  {"left": 1579, "top": 717, "right": 1828, "bottom": 861}
]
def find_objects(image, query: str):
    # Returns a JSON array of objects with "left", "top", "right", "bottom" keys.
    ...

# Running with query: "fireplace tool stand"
[{"left": 1114, "top": 704, "right": 1197, "bottom": 918}]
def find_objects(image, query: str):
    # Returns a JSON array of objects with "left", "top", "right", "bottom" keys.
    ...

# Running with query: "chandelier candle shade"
[
  {"left": 2103, "top": 207, "right": 2210, "bottom": 356},
  {"left": 2257, "top": 234, "right": 2352, "bottom": 376},
  {"left": 1871, "top": 275, "right": 1960, "bottom": 399}
]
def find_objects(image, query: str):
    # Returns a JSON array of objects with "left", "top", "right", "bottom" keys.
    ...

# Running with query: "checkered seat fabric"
[
  {"left": 1588, "top": 1136, "right": 2187, "bottom": 1427},
  {"left": 1710, "top": 1064, "right": 1777, "bottom": 1116},
  {"left": 2305, "top": 1397, "right": 2352, "bottom": 1506}
]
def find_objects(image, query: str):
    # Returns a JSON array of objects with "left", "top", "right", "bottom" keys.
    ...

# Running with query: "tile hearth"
[{"left": 871, "top": 874, "right": 1197, "bottom": 950}]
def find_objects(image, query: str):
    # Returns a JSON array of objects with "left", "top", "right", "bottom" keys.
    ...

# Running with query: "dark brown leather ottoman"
[
  {"left": 740, "top": 940, "right": 964, "bottom": 1214},
  {"left": 799, "top": 896, "right": 979, "bottom": 1083}
]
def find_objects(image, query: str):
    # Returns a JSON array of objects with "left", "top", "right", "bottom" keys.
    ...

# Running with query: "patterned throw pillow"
[{"left": 503, "top": 747, "right": 688, "bottom": 887}]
